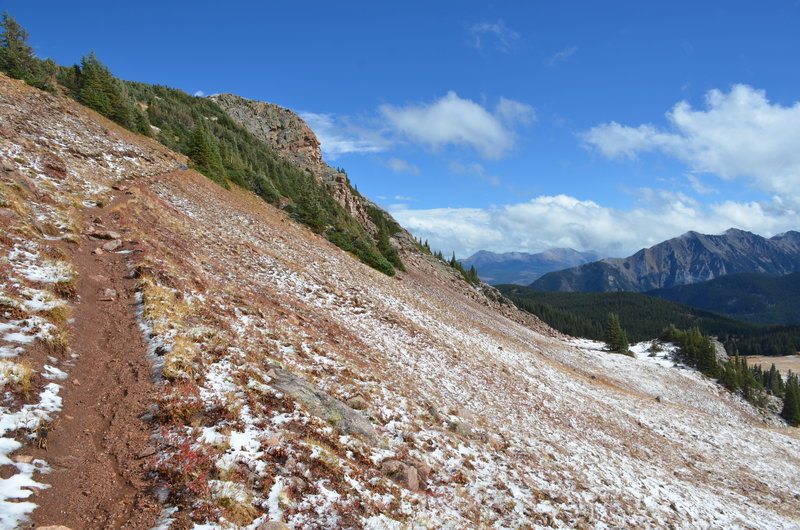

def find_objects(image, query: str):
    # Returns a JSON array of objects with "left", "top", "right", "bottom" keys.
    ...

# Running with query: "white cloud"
[
  {"left": 496, "top": 97, "right": 537, "bottom": 126},
  {"left": 545, "top": 45, "right": 578, "bottom": 66},
  {"left": 394, "top": 195, "right": 415, "bottom": 201},
  {"left": 299, "top": 111, "right": 386, "bottom": 159},
  {"left": 194, "top": 90, "right": 205, "bottom": 97},
  {"left": 582, "top": 85, "right": 800, "bottom": 202},
  {"left": 387, "top": 157, "right": 419, "bottom": 175},
  {"left": 390, "top": 192, "right": 799, "bottom": 259},
  {"left": 469, "top": 20, "right": 519, "bottom": 52},
  {"left": 381, "top": 92, "right": 532, "bottom": 158}
]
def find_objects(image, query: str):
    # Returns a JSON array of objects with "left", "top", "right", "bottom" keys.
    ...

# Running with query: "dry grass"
[
  {"left": 1, "top": 360, "right": 34, "bottom": 397},
  {"left": 163, "top": 335, "right": 199, "bottom": 380},
  {"left": 42, "top": 303, "right": 72, "bottom": 324},
  {"left": 38, "top": 324, "right": 71, "bottom": 355},
  {"left": 138, "top": 275, "right": 192, "bottom": 335}
]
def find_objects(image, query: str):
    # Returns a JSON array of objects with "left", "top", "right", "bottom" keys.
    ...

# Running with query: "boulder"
[{"left": 266, "top": 365, "right": 378, "bottom": 445}]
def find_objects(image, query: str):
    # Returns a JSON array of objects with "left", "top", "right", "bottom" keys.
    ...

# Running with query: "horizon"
[{"left": 7, "top": 1, "right": 800, "bottom": 258}]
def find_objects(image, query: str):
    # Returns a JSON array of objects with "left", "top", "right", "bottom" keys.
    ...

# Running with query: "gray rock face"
[
  {"left": 209, "top": 93, "right": 377, "bottom": 231},
  {"left": 532, "top": 229, "right": 800, "bottom": 292},
  {"left": 267, "top": 366, "right": 379, "bottom": 446}
]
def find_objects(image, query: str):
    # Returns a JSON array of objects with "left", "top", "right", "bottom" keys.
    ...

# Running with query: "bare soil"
[
  {"left": 25, "top": 194, "right": 160, "bottom": 529},
  {"left": 747, "top": 355, "right": 800, "bottom": 378}
]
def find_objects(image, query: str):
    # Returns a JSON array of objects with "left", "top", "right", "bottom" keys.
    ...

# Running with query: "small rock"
[
  {"left": 36, "top": 526, "right": 73, "bottom": 530},
  {"left": 400, "top": 464, "right": 419, "bottom": 491},
  {"left": 101, "top": 239, "right": 123, "bottom": 252},
  {"left": 414, "top": 461, "right": 432, "bottom": 483},
  {"left": 264, "top": 435, "right": 280, "bottom": 447},
  {"left": 381, "top": 459, "right": 403, "bottom": 474},
  {"left": 72, "top": 379, "right": 80, "bottom": 386},
  {"left": 92, "top": 217, "right": 103, "bottom": 225},
  {"left": 102, "top": 288, "right": 118, "bottom": 299},
  {"left": 92, "top": 248, "right": 104, "bottom": 255},
  {"left": 89, "top": 274, "right": 109, "bottom": 283},
  {"left": 256, "top": 523, "right": 290, "bottom": 530},
  {"left": 347, "top": 396, "right": 367, "bottom": 410},
  {"left": 111, "top": 183, "right": 129, "bottom": 191},
  {"left": 13, "top": 455, "right": 34, "bottom": 464},
  {"left": 65, "top": 415, "right": 74, "bottom": 420},
  {"left": 136, "top": 447, "right": 157, "bottom": 459},
  {"left": 655, "top": 396, "right": 662, "bottom": 403}
]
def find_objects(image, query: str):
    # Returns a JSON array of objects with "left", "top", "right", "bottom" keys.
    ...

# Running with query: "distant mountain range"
[
  {"left": 647, "top": 271, "right": 800, "bottom": 325},
  {"left": 460, "top": 248, "right": 600, "bottom": 285},
  {"left": 531, "top": 228, "right": 800, "bottom": 293}
]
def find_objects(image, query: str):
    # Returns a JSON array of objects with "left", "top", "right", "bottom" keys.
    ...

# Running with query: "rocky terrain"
[
  {"left": 209, "top": 93, "right": 379, "bottom": 236},
  {"left": 532, "top": 228, "right": 800, "bottom": 293},
  {"left": 1, "top": 74, "right": 799, "bottom": 529},
  {"left": 462, "top": 248, "right": 600, "bottom": 285}
]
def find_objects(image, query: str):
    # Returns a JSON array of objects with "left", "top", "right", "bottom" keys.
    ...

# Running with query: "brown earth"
[
  {"left": 747, "top": 355, "right": 800, "bottom": 378},
  {"left": 25, "top": 193, "right": 160, "bottom": 529}
]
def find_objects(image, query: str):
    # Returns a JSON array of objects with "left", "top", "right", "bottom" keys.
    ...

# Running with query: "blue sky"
[{"left": 7, "top": 1, "right": 800, "bottom": 257}]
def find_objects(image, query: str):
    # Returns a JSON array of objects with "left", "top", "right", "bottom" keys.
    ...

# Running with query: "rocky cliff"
[
  {"left": 209, "top": 93, "right": 376, "bottom": 235},
  {"left": 533, "top": 228, "right": 800, "bottom": 292}
]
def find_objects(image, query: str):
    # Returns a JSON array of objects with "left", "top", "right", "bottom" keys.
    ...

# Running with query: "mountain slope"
[
  {"left": 2, "top": 74, "right": 800, "bottom": 528},
  {"left": 648, "top": 271, "right": 800, "bottom": 325},
  {"left": 461, "top": 248, "right": 600, "bottom": 285},
  {"left": 532, "top": 228, "right": 800, "bottom": 292}
]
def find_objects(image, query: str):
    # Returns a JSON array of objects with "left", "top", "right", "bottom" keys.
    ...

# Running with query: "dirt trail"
[{"left": 27, "top": 192, "right": 160, "bottom": 529}]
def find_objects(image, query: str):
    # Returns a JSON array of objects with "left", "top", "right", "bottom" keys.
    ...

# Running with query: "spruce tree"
[
  {"left": 780, "top": 372, "right": 800, "bottom": 427},
  {"left": 0, "top": 12, "right": 42, "bottom": 86},
  {"left": 188, "top": 123, "right": 226, "bottom": 184},
  {"left": 604, "top": 313, "right": 629, "bottom": 353}
]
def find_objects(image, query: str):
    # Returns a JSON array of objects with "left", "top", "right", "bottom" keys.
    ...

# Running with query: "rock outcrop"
[{"left": 209, "top": 93, "right": 375, "bottom": 230}]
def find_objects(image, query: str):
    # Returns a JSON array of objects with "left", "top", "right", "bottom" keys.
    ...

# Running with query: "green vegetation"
[
  {"left": 0, "top": 15, "right": 404, "bottom": 276},
  {"left": 648, "top": 272, "right": 800, "bottom": 325},
  {"left": 497, "top": 285, "right": 800, "bottom": 356},
  {"left": 428, "top": 249, "right": 480, "bottom": 284},
  {"left": 603, "top": 313, "right": 630, "bottom": 354}
]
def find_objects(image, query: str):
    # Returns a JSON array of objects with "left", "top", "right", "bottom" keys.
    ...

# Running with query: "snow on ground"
[
  {"left": 126, "top": 171, "right": 800, "bottom": 528},
  {"left": 2, "top": 75, "right": 798, "bottom": 528},
  {"left": 0, "top": 75, "right": 180, "bottom": 526}
]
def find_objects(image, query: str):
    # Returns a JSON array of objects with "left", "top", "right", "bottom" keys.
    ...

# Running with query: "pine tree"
[
  {"left": 604, "top": 313, "right": 629, "bottom": 353},
  {"left": 0, "top": 12, "right": 42, "bottom": 86},
  {"left": 780, "top": 372, "right": 800, "bottom": 427},
  {"left": 188, "top": 123, "right": 226, "bottom": 184}
]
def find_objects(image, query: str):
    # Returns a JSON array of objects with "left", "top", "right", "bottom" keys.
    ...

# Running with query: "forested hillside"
[
  {"left": 0, "top": 14, "right": 404, "bottom": 276},
  {"left": 498, "top": 285, "right": 800, "bottom": 356},
  {"left": 648, "top": 272, "right": 800, "bottom": 325}
]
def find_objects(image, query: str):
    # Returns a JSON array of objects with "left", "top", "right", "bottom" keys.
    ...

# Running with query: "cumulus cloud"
[
  {"left": 469, "top": 20, "right": 519, "bottom": 52},
  {"left": 193, "top": 90, "right": 205, "bottom": 97},
  {"left": 390, "top": 192, "right": 799, "bottom": 259},
  {"left": 299, "top": 112, "right": 386, "bottom": 159},
  {"left": 582, "top": 85, "right": 800, "bottom": 201},
  {"left": 387, "top": 157, "right": 419, "bottom": 175},
  {"left": 381, "top": 92, "right": 533, "bottom": 158},
  {"left": 545, "top": 45, "right": 578, "bottom": 66}
]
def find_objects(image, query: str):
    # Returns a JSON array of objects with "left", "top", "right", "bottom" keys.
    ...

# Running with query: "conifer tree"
[
  {"left": 0, "top": 12, "right": 43, "bottom": 86},
  {"left": 188, "top": 123, "right": 226, "bottom": 184},
  {"left": 781, "top": 372, "right": 800, "bottom": 427},
  {"left": 604, "top": 313, "right": 629, "bottom": 353}
]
